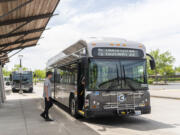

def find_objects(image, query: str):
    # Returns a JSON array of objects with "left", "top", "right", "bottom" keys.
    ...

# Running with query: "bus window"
[
  {"left": 89, "top": 59, "right": 120, "bottom": 90},
  {"left": 121, "top": 60, "right": 147, "bottom": 90}
]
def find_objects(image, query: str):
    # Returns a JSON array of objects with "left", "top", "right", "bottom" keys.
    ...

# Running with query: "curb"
[
  {"left": 151, "top": 95, "right": 180, "bottom": 100},
  {"left": 53, "top": 104, "right": 76, "bottom": 121}
]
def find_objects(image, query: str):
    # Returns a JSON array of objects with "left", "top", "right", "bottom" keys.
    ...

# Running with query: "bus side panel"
[
  {"left": 64, "top": 84, "right": 76, "bottom": 107},
  {"left": 54, "top": 82, "right": 63, "bottom": 104},
  {"left": 54, "top": 72, "right": 66, "bottom": 105},
  {"left": 54, "top": 67, "right": 77, "bottom": 108}
]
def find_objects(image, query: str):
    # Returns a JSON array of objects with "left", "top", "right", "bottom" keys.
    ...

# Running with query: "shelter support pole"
[{"left": 0, "top": 63, "right": 6, "bottom": 106}]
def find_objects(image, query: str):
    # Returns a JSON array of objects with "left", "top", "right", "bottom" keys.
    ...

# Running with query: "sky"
[{"left": 5, "top": 0, "right": 180, "bottom": 70}]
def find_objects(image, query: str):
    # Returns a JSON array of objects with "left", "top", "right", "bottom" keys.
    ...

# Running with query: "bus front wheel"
[
  {"left": 70, "top": 98, "right": 79, "bottom": 118},
  {"left": 12, "top": 88, "right": 17, "bottom": 93},
  {"left": 29, "top": 88, "right": 33, "bottom": 93}
]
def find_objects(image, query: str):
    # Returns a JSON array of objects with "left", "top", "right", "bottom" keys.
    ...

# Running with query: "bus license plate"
[{"left": 135, "top": 110, "right": 141, "bottom": 115}]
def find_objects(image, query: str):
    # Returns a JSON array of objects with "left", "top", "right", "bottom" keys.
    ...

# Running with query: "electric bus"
[
  {"left": 11, "top": 71, "right": 33, "bottom": 93},
  {"left": 46, "top": 37, "right": 155, "bottom": 118}
]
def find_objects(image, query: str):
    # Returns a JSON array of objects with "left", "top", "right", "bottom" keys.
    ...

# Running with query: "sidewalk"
[
  {"left": 0, "top": 93, "right": 60, "bottom": 135},
  {"left": 0, "top": 92, "right": 98, "bottom": 135},
  {"left": 150, "top": 90, "right": 180, "bottom": 100},
  {"left": 149, "top": 83, "right": 180, "bottom": 100}
]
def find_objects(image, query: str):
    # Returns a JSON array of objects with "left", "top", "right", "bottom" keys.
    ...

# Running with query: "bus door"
[{"left": 77, "top": 58, "right": 87, "bottom": 110}]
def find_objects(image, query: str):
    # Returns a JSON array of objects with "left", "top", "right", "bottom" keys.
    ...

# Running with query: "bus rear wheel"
[{"left": 70, "top": 98, "right": 79, "bottom": 118}]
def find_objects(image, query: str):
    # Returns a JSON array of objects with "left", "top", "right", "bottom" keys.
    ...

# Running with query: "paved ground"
[
  {"left": 149, "top": 82, "right": 180, "bottom": 99},
  {"left": 0, "top": 91, "right": 98, "bottom": 135},
  {"left": 82, "top": 98, "right": 180, "bottom": 135},
  {"left": 150, "top": 89, "right": 180, "bottom": 99},
  {"left": 149, "top": 82, "right": 180, "bottom": 90},
  {"left": 1, "top": 85, "right": 180, "bottom": 135}
]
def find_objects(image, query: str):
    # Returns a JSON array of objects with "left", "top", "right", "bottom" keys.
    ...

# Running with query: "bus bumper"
[
  {"left": 85, "top": 106, "right": 151, "bottom": 118},
  {"left": 12, "top": 86, "right": 33, "bottom": 91}
]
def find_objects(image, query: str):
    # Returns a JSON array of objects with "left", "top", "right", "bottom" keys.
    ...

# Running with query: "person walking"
[{"left": 40, "top": 71, "right": 54, "bottom": 121}]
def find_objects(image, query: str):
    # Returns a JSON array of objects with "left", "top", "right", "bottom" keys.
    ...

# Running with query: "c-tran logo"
[{"left": 118, "top": 94, "right": 126, "bottom": 102}]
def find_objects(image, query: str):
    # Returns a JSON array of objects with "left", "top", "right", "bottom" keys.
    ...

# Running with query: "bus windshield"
[
  {"left": 88, "top": 59, "right": 147, "bottom": 91},
  {"left": 13, "top": 74, "right": 32, "bottom": 83}
]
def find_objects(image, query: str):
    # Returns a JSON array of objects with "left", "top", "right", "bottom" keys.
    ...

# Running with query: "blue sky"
[{"left": 5, "top": 0, "right": 180, "bottom": 70}]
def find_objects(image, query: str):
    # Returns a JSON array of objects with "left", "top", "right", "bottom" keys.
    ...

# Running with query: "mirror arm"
[
  {"left": 146, "top": 53, "right": 155, "bottom": 61},
  {"left": 146, "top": 53, "right": 156, "bottom": 70}
]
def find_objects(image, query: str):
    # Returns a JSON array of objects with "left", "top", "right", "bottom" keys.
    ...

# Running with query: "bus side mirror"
[
  {"left": 150, "top": 59, "right": 155, "bottom": 70},
  {"left": 146, "top": 53, "right": 156, "bottom": 70}
]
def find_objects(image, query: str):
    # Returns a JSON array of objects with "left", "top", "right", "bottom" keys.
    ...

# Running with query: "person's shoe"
[
  {"left": 40, "top": 113, "right": 46, "bottom": 119},
  {"left": 45, "top": 118, "right": 54, "bottom": 122}
]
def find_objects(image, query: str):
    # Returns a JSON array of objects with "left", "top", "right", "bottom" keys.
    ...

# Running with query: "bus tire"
[
  {"left": 29, "top": 88, "right": 33, "bottom": 93},
  {"left": 70, "top": 98, "right": 79, "bottom": 118}
]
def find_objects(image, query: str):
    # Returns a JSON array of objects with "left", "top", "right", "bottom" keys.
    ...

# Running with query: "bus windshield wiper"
[
  {"left": 116, "top": 64, "right": 120, "bottom": 86},
  {"left": 122, "top": 65, "right": 126, "bottom": 85}
]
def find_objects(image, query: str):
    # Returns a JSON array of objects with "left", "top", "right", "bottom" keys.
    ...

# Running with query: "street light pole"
[{"left": 18, "top": 55, "right": 23, "bottom": 94}]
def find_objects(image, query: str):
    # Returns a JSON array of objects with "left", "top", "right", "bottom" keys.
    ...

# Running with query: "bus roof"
[{"left": 47, "top": 37, "right": 146, "bottom": 68}]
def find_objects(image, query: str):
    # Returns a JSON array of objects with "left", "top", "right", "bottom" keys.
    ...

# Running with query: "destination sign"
[{"left": 92, "top": 48, "right": 144, "bottom": 57}]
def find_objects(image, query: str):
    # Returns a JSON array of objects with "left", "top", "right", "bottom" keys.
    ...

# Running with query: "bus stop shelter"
[{"left": 0, "top": 0, "right": 60, "bottom": 105}]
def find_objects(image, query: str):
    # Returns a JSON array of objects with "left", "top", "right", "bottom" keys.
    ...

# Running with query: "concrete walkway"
[
  {"left": 150, "top": 90, "right": 180, "bottom": 100},
  {"left": 149, "top": 83, "right": 180, "bottom": 100},
  {"left": 0, "top": 92, "right": 99, "bottom": 135}
]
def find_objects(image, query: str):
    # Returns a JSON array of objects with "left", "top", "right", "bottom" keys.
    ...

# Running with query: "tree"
[
  {"left": 12, "top": 64, "right": 28, "bottom": 71},
  {"left": 2, "top": 68, "right": 11, "bottom": 76},
  {"left": 148, "top": 49, "right": 175, "bottom": 82},
  {"left": 175, "top": 67, "right": 180, "bottom": 73},
  {"left": 159, "top": 51, "right": 175, "bottom": 76},
  {"left": 34, "top": 69, "right": 46, "bottom": 79}
]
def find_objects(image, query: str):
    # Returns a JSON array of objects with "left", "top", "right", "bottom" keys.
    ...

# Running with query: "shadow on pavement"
[
  {"left": 52, "top": 99, "right": 175, "bottom": 132},
  {"left": 81, "top": 115, "right": 175, "bottom": 132},
  {"left": 53, "top": 99, "right": 70, "bottom": 114}
]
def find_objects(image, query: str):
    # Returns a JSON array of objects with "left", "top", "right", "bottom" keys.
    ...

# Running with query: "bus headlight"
[
  {"left": 139, "top": 101, "right": 145, "bottom": 107},
  {"left": 139, "top": 103, "right": 145, "bottom": 107}
]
